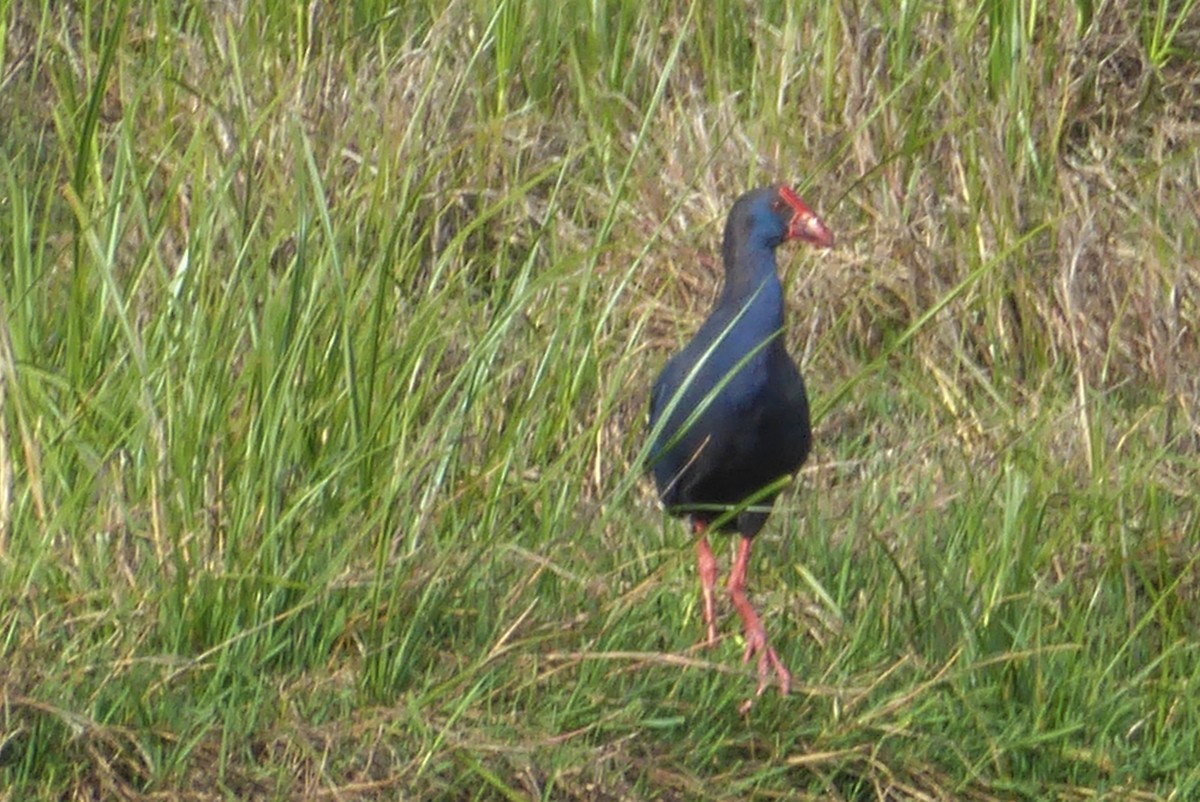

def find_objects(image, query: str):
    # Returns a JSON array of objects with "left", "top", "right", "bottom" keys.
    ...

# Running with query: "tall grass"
[{"left": 2, "top": 0, "right": 1198, "bottom": 798}]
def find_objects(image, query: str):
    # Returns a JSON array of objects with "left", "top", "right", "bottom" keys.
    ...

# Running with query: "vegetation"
[{"left": 2, "top": 0, "right": 1198, "bottom": 798}]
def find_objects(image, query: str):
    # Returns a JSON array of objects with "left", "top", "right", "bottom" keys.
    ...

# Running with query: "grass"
[{"left": 1, "top": 0, "right": 1198, "bottom": 798}]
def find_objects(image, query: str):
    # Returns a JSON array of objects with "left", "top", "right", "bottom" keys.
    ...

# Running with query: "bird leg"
[
  {"left": 728, "top": 535, "right": 791, "bottom": 709},
  {"left": 693, "top": 525, "right": 719, "bottom": 647}
]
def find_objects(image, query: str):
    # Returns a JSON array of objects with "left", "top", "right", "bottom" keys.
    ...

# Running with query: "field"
[{"left": 2, "top": 0, "right": 1199, "bottom": 799}]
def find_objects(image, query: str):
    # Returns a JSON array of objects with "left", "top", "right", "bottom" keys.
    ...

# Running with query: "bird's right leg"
[
  {"left": 694, "top": 522, "right": 719, "bottom": 647},
  {"left": 728, "top": 535, "right": 791, "bottom": 709}
]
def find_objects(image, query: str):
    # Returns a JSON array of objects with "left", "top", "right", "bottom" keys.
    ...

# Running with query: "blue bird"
[{"left": 648, "top": 184, "right": 833, "bottom": 707}]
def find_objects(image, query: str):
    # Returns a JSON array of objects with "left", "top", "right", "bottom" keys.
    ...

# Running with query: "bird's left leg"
[
  {"left": 694, "top": 521, "right": 719, "bottom": 647},
  {"left": 728, "top": 535, "right": 791, "bottom": 708}
]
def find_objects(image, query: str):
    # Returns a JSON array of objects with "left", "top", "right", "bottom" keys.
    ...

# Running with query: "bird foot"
[{"left": 737, "top": 627, "right": 792, "bottom": 715}]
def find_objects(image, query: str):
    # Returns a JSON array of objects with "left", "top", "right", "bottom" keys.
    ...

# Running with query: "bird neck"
[{"left": 719, "top": 239, "right": 784, "bottom": 322}]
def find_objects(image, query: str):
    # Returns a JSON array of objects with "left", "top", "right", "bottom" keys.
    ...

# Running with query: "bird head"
[
  {"left": 721, "top": 185, "right": 834, "bottom": 275},
  {"left": 727, "top": 185, "right": 834, "bottom": 254}
]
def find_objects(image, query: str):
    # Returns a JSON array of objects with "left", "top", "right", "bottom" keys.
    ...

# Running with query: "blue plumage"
[{"left": 648, "top": 186, "right": 817, "bottom": 536}]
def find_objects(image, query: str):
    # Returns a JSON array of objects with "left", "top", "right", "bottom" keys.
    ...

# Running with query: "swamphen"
[{"left": 648, "top": 185, "right": 833, "bottom": 707}]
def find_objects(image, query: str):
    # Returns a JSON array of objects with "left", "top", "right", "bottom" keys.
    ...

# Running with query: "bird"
[{"left": 647, "top": 184, "right": 833, "bottom": 708}]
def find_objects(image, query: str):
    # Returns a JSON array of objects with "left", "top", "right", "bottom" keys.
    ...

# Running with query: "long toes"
[
  {"left": 738, "top": 636, "right": 792, "bottom": 714},
  {"left": 766, "top": 648, "right": 791, "bottom": 695},
  {"left": 739, "top": 651, "right": 779, "bottom": 715},
  {"left": 740, "top": 631, "right": 766, "bottom": 666},
  {"left": 754, "top": 647, "right": 784, "bottom": 697}
]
